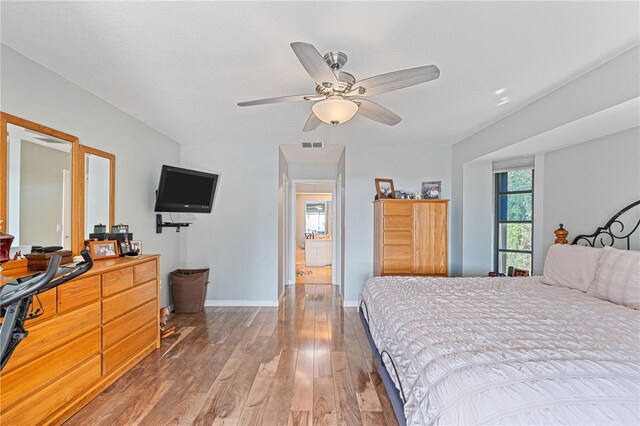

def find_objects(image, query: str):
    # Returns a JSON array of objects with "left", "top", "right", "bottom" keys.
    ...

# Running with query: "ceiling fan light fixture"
[{"left": 312, "top": 96, "right": 358, "bottom": 126}]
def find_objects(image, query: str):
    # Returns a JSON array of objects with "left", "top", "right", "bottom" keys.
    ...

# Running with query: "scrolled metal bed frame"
[
  {"left": 571, "top": 200, "right": 640, "bottom": 248},
  {"left": 358, "top": 199, "right": 640, "bottom": 426}
]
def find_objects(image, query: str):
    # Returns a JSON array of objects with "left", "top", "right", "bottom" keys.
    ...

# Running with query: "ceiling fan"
[{"left": 237, "top": 42, "right": 440, "bottom": 132}]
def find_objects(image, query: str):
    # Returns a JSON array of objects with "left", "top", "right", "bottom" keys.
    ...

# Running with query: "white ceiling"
[{"left": 1, "top": 2, "right": 638, "bottom": 150}]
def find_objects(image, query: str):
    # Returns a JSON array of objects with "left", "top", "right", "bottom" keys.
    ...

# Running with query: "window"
[
  {"left": 494, "top": 168, "right": 533, "bottom": 274},
  {"left": 305, "top": 201, "right": 328, "bottom": 235}
]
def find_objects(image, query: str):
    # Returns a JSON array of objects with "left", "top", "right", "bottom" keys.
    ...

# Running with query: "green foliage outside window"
[{"left": 496, "top": 169, "right": 533, "bottom": 273}]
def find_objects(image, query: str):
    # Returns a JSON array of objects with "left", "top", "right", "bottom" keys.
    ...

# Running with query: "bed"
[{"left": 359, "top": 200, "right": 640, "bottom": 425}]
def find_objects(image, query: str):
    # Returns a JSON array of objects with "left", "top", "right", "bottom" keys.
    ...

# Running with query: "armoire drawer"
[
  {"left": 383, "top": 260, "right": 413, "bottom": 274},
  {"left": 383, "top": 215, "right": 412, "bottom": 231},
  {"left": 383, "top": 231, "right": 412, "bottom": 245},
  {"left": 383, "top": 245, "right": 412, "bottom": 260},
  {"left": 383, "top": 202, "right": 412, "bottom": 216}
]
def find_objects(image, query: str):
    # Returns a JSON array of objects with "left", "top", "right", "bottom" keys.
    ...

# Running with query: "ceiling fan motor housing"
[{"left": 323, "top": 51, "right": 348, "bottom": 70}]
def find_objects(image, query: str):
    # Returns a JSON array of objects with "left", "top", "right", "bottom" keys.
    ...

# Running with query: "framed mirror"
[
  {"left": 1, "top": 113, "right": 80, "bottom": 263},
  {"left": 79, "top": 145, "right": 115, "bottom": 248}
]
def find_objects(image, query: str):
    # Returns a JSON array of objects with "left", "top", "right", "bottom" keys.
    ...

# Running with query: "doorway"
[{"left": 294, "top": 182, "right": 333, "bottom": 284}]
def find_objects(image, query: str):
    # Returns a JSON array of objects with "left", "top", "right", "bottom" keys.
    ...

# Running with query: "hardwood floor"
[
  {"left": 295, "top": 266, "right": 333, "bottom": 285},
  {"left": 65, "top": 284, "right": 398, "bottom": 425}
]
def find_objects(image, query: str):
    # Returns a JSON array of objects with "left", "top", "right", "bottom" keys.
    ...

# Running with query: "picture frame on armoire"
[{"left": 375, "top": 178, "right": 395, "bottom": 199}]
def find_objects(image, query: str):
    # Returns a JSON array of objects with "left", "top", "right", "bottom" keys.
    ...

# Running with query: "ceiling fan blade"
[
  {"left": 290, "top": 42, "right": 339, "bottom": 87},
  {"left": 355, "top": 99, "right": 402, "bottom": 126},
  {"left": 303, "top": 112, "right": 322, "bottom": 132},
  {"left": 351, "top": 65, "right": 440, "bottom": 96},
  {"left": 237, "top": 94, "right": 316, "bottom": 107}
]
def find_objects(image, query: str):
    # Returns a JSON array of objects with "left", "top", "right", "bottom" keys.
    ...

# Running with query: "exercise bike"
[{"left": 0, "top": 250, "right": 93, "bottom": 371}]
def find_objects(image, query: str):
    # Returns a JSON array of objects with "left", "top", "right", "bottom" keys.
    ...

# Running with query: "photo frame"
[
  {"left": 508, "top": 266, "right": 530, "bottom": 277},
  {"left": 130, "top": 240, "right": 142, "bottom": 255},
  {"left": 421, "top": 181, "right": 442, "bottom": 199},
  {"left": 375, "top": 178, "right": 395, "bottom": 199},
  {"left": 88, "top": 240, "right": 119, "bottom": 260}
]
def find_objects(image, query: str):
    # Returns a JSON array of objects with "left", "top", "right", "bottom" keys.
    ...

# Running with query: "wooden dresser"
[
  {"left": 0, "top": 255, "right": 160, "bottom": 425},
  {"left": 374, "top": 199, "right": 448, "bottom": 276}
]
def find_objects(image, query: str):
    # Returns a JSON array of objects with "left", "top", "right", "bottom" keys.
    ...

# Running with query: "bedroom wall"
[
  {"left": 343, "top": 143, "right": 452, "bottom": 303},
  {"left": 543, "top": 127, "right": 640, "bottom": 253},
  {"left": 1, "top": 45, "right": 182, "bottom": 307},
  {"left": 452, "top": 45, "right": 640, "bottom": 276},
  {"left": 180, "top": 143, "right": 279, "bottom": 305}
]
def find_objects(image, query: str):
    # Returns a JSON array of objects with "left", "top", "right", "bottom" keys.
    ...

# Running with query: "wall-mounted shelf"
[{"left": 155, "top": 214, "right": 191, "bottom": 233}]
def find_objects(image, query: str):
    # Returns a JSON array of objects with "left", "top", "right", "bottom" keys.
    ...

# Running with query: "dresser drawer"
[
  {"left": 102, "top": 267, "right": 133, "bottom": 297},
  {"left": 383, "top": 202, "right": 412, "bottom": 216},
  {"left": 383, "top": 215, "right": 412, "bottom": 231},
  {"left": 383, "top": 260, "right": 413, "bottom": 274},
  {"left": 103, "top": 299, "right": 156, "bottom": 350},
  {"left": 383, "top": 231, "right": 412, "bottom": 245},
  {"left": 58, "top": 275, "right": 101, "bottom": 313},
  {"left": 134, "top": 260, "right": 156, "bottom": 285},
  {"left": 1, "top": 355, "right": 101, "bottom": 425},
  {"left": 3, "top": 302, "right": 101, "bottom": 371},
  {"left": 383, "top": 245, "right": 412, "bottom": 260},
  {"left": 103, "top": 279, "right": 156, "bottom": 324},
  {"left": 29, "top": 288, "right": 57, "bottom": 325},
  {"left": 103, "top": 320, "right": 157, "bottom": 375},
  {"left": 0, "top": 328, "right": 100, "bottom": 411}
]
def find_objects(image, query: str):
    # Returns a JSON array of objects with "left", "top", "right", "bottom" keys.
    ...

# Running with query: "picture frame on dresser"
[
  {"left": 88, "top": 240, "right": 119, "bottom": 259},
  {"left": 375, "top": 178, "right": 396, "bottom": 199}
]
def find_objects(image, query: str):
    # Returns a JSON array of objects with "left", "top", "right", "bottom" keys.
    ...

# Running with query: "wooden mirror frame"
[
  {"left": 78, "top": 145, "right": 116, "bottom": 250},
  {"left": 0, "top": 112, "right": 81, "bottom": 269}
]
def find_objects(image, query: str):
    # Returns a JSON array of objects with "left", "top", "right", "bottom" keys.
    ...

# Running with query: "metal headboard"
[{"left": 571, "top": 200, "right": 640, "bottom": 249}]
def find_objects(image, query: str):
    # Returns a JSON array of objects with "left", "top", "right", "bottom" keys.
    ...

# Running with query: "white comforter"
[{"left": 360, "top": 276, "right": 640, "bottom": 425}]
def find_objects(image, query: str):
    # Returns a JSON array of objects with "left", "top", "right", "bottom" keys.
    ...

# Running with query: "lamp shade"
[{"left": 312, "top": 97, "right": 358, "bottom": 125}]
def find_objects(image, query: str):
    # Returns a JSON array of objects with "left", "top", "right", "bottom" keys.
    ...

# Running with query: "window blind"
[{"left": 492, "top": 156, "right": 535, "bottom": 173}]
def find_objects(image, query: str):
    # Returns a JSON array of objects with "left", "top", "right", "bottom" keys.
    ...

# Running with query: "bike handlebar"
[{"left": 0, "top": 250, "right": 93, "bottom": 309}]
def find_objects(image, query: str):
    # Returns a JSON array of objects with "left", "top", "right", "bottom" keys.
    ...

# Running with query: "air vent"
[{"left": 301, "top": 142, "right": 324, "bottom": 149}]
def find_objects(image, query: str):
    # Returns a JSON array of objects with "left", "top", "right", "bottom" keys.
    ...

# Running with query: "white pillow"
[
  {"left": 592, "top": 246, "right": 640, "bottom": 309},
  {"left": 541, "top": 244, "right": 603, "bottom": 292}
]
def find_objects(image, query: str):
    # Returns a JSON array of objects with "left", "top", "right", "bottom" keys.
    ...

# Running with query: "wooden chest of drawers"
[
  {"left": 374, "top": 200, "right": 448, "bottom": 276},
  {"left": 0, "top": 255, "right": 160, "bottom": 425}
]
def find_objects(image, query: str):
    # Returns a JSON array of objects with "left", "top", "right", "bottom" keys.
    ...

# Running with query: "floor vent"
[{"left": 301, "top": 142, "right": 324, "bottom": 149}]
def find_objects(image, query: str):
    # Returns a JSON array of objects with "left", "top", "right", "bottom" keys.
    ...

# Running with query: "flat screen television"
[{"left": 154, "top": 165, "right": 218, "bottom": 213}]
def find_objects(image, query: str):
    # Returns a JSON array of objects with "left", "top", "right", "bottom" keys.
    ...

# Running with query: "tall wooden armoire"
[{"left": 373, "top": 199, "right": 448, "bottom": 276}]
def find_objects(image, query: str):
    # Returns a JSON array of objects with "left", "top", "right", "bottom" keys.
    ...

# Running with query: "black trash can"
[{"left": 170, "top": 268, "right": 210, "bottom": 314}]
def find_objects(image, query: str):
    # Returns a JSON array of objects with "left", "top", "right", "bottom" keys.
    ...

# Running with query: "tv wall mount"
[{"left": 156, "top": 214, "right": 191, "bottom": 233}]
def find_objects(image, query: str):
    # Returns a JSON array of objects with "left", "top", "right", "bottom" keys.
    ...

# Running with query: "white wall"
[
  {"left": 288, "top": 162, "right": 337, "bottom": 180},
  {"left": 1, "top": 45, "right": 182, "bottom": 306},
  {"left": 452, "top": 45, "right": 640, "bottom": 276},
  {"left": 180, "top": 143, "right": 279, "bottom": 304},
  {"left": 343, "top": 143, "right": 452, "bottom": 302},
  {"left": 461, "top": 161, "right": 493, "bottom": 276},
  {"left": 543, "top": 128, "right": 640, "bottom": 253}
]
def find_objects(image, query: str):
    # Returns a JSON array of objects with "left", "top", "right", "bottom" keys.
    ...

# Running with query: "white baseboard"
[
  {"left": 204, "top": 300, "right": 279, "bottom": 307},
  {"left": 343, "top": 300, "right": 359, "bottom": 307}
]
